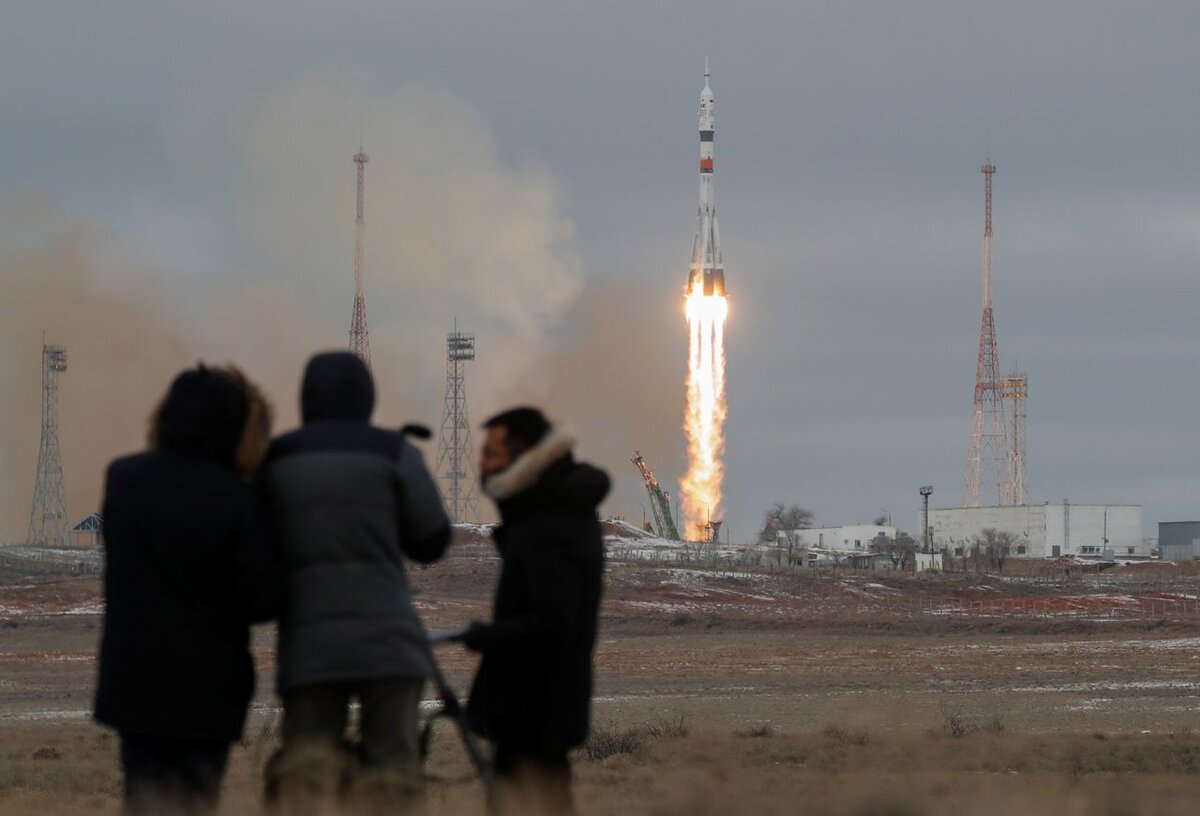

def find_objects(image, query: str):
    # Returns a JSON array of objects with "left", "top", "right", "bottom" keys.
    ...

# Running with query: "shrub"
[
  {"left": 937, "top": 703, "right": 970, "bottom": 738},
  {"left": 584, "top": 723, "right": 644, "bottom": 761},
  {"left": 823, "top": 725, "right": 869, "bottom": 746},
  {"left": 736, "top": 725, "right": 775, "bottom": 739},
  {"left": 644, "top": 714, "right": 690, "bottom": 739}
]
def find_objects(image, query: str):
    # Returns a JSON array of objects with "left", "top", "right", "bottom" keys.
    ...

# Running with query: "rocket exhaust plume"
[
  {"left": 681, "top": 63, "right": 728, "bottom": 539},
  {"left": 683, "top": 291, "right": 727, "bottom": 537}
]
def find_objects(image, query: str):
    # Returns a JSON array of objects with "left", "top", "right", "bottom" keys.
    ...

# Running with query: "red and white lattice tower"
[
  {"left": 347, "top": 148, "right": 371, "bottom": 368},
  {"left": 963, "top": 161, "right": 1009, "bottom": 507}
]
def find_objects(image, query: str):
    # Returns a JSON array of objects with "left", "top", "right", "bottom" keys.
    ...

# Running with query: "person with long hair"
[{"left": 94, "top": 364, "right": 280, "bottom": 814}]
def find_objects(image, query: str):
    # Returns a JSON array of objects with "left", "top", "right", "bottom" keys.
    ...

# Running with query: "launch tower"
[
  {"left": 28, "top": 342, "right": 69, "bottom": 548},
  {"left": 436, "top": 324, "right": 480, "bottom": 524},
  {"left": 348, "top": 147, "right": 372, "bottom": 368}
]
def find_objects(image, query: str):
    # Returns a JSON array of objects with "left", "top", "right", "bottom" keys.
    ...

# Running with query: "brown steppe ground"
[{"left": 4, "top": 535, "right": 1200, "bottom": 814}]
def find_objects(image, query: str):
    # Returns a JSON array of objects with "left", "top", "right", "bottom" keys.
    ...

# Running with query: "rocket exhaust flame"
[
  {"left": 683, "top": 291, "right": 728, "bottom": 538},
  {"left": 680, "top": 62, "right": 728, "bottom": 540}
]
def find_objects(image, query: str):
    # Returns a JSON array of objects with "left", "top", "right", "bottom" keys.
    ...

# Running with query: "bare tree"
[
  {"left": 877, "top": 533, "right": 918, "bottom": 571},
  {"left": 971, "top": 528, "right": 1018, "bottom": 574},
  {"left": 757, "top": 503, "right": 814, "bottom": 544}
]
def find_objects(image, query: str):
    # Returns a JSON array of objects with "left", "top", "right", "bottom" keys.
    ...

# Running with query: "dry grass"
[{"left": 4, "top": 722, "right": 1200, "bottom": 815}]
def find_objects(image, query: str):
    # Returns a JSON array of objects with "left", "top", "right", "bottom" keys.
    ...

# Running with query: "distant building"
[
  {"left": 1159, "top": 522, "right": 1200, "bottom": 562},
  {"left": 921, "top": 503, "right": 1147, "bottom": 559},
  {"left": 778, "top": 525, "right": 897, "bottom": 554},
  {"left": 69, "top": 513, "right": 103, "bottom": 548}
]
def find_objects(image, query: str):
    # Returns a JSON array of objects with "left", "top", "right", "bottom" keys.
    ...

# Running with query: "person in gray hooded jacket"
[{"left": 262, "top": 351, "right": 449, "bottom": 813}]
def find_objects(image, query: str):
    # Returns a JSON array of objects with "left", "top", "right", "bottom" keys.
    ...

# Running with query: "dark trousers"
[
  {"left": 491, "top": 742, "right": 574, "bottom": 815},
  {"left": 268, "top": 676, "right": 424, "bottom": 814},
  {"left": 120, "top": 733, "right": 230, "bottom": 815}
]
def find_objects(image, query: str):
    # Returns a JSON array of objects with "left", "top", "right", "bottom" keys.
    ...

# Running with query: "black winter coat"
[
  {"left": 467, "top": 432, "right": 608, "bottom": 753},
  {"left": 262, "top": 352, "right": 451, "bottom": 691},
  {"left": 94, "top": 369, "right": 279, "bottom": 743}
]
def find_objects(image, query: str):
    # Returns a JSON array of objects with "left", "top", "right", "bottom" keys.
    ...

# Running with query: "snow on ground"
[{"left": 452, "top": 523, "right": 495, "bottom": 537}]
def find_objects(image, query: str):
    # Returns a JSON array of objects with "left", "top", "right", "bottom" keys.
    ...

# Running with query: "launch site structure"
[
  {"left": 28, "top": 342, "right": 69, "bottom": 548},
  {"left": 436, "top": 325, "right": 480, "bottom": 524},
  {"left": 632, "top": 452, "right": 680, "bottom": 540},
  {"left": 348, "top": 147, "right": 372, "bottom": 368},
  {"left": 964, "top": 162, "right": 1029, "bottom": 508},
  {"left": 1000, "top": 373, "right": 1028, "bottom": 506}
]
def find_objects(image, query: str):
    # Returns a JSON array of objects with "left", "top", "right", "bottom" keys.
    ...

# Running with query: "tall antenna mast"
[
  {"left": 436, "top": 322, "right": 480, "bottom": 524},
  {"left": 982, "top": 160, "right": 994, "bottom": 309},
  {"left": 964, "top": 161, "right": 1009, "bottom": 507},
  {"left": 348, "top": 147, "right": 372, "bottom": 368},
  {"left": 28, "top": 341, "right": 69, "bottom": 547}
]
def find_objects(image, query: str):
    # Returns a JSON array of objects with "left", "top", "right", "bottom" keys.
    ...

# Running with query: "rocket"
[{"left": 686, "top": 62, "right": 726, "bottom": 298}]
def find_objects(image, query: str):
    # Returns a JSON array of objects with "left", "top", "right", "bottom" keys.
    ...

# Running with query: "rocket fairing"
[{"left": 686, "top": 62, "right": 726, "bottom": 298}]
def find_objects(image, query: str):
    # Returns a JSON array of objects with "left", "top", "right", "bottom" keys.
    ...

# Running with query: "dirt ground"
[{"left": 4, "top": 539, "right": 1200, "bottom": 814}]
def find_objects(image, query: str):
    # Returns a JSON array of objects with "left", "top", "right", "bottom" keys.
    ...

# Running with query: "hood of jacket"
[
  {"left": 301, "top": 352, "right": 375, "bottom": 424},
  {"left": 483, "top": 426, "right": 611, "bottom": 518},
  {"left": 150, "top": 366, "right": 248, "bottom": 468}
]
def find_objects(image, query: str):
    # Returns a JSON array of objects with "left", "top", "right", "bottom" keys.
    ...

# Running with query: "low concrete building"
[
  {"left": 1159, "top": 522, "right": 1200, "bottom": 562},
  {"left": 778, "top": 525, "right": 897, "bottom": 554},
  {"left": 921, "top": 503, "right": 1147, "bottom": 559},
  {"left": 913, "top": 552, "right": 943, "bottom": 573}
]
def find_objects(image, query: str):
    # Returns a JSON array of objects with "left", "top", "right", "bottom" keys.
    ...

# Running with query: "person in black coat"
[
  {"left": 464, "top": 407, "right": 609, "bottom": 815},
  {"left": 94, "top": 364, "right": 279, "bottom": 814},
  {"left": 261, "top": 351, "right": 450, "bottom": 814}
]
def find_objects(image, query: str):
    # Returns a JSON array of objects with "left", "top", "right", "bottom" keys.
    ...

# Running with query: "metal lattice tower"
[
  {"left": 964, "top": 161, "right": 1009, "bottom": 507},
  {"left": 436, "top": 325, "right": 479, "bottom": 524},
  {"left": 631, "top": 452, "right": 681, "bottom": 541},
  {"left": 347, "top": 148, "right": 372, "bottom": 368},
  {"left": 27, "top": 342, "right": 69, "bottom": 548},
  {"left": 1000, "top": 373, "right": 1028, "bottom": 506}
]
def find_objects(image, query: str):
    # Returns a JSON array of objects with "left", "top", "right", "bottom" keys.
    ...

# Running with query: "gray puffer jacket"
[{"left": 263, "top": 352, "right": 450, "bottom": 692}]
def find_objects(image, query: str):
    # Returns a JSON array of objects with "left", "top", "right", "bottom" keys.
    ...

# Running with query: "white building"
[
  {"left": 921, "top": 503, "right": 1147, "bottom": 559},
  {"left": 777, "top": 525, "right": 897, "bottom": 554},
  {"left": 1159, "top": 522, "right": 1200, "bottom": 561}
]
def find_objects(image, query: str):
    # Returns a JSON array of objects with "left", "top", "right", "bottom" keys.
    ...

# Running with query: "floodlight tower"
[
  {"left": 347, "top": 147, "right": 372, "bottom": 368},
  {"left": 919, "top": 485, "right": 933, "bottom": 553},
  {"left": 436, "top": 324, "right": 480, "bottom": 524},
  {"left": 27, "top": 342, "right": 69, "bottom": 548},
  {"left": 963, "top": 161, "right": 1009, "bottom": 507}
]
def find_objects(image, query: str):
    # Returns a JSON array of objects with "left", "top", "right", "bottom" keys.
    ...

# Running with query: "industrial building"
[
  {"left": 1159, "top": 522, "right": 1200, "bottom": 561},
  {"left": 778, "top": 525, "right": 897, "bottom": 554},
  {"left": 921, "top": 503, "right": 1147, "bottom": 559}
]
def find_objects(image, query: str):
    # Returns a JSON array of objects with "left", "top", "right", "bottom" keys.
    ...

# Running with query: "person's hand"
[{"left": 461, "top": 620, "right": 489, "bottom": 652}]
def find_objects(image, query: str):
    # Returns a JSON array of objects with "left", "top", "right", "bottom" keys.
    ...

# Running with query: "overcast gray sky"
[{"left": 2, "top": 1, "right": 1197, "bottom": 540}]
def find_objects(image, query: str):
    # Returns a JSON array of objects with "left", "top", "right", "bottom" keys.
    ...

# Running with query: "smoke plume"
[{"left": 0, "top": 69, "right": 585, "bottom": 540}]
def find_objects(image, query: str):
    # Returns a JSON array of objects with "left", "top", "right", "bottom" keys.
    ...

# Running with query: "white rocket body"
[{"left": 687, "top": 65, "right": 726, "bottom": 298}]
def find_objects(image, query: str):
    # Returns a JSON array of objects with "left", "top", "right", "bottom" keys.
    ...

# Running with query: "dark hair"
[{"left": 483, "top": 407, "right": 550, "bottom": 457}]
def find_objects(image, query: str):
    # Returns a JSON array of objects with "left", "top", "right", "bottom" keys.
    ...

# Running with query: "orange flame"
[{"left": 682, "top": 292, "right": 728, "bottom": 538}]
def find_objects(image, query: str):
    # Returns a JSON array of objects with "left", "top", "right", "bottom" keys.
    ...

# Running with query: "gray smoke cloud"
[
  {"left": 537, "top": 280, "right": 689, "bottom": 531},
  {"left": 0, "top": 193, "right": 193, "bottom": 539},
  {"left": 232, "top": 67, "right": 584, "bottom": 425},
  {"left": 0, "top": 69, "right": 587, "bottom": 539}
]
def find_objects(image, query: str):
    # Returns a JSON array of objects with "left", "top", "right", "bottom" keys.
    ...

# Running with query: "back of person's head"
[
  {"left": 483, "top": 406, "right": 551, "bottom": 458},
  {"left": 149, "top": 364, "right": 270, "bottom": 473},
  {"left": 301, "top": 352, "right": 375, "bottom": 424}
]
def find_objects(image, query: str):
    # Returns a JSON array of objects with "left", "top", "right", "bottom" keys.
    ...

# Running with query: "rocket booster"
[{"left": 686, "top": 62, "right": 726, "bottom": 298}]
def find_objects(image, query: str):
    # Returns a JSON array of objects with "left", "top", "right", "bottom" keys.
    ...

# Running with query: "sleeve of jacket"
[
  {"left": 229, "top": 480, "right": 284, "bottom": 623},
  {"left": 466, "top": 533, "right": 581, "bottom": 653},
  {"left": 394, "top": 440, "right": 451, "bottom": 564}
]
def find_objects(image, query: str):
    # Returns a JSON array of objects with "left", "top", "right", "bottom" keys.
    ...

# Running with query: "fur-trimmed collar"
[{"left": 483, "top": 426, "right": 576, "bottom": 501}]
